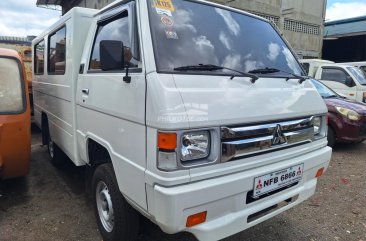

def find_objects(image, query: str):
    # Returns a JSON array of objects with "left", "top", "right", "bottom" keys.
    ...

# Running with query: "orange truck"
[{"left": 0, "top": 48, "right": 30, "bottom": 179}]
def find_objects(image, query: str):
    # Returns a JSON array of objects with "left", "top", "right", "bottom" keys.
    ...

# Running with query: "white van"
[
  {"left": 32, "top": 1, "right": 332, "bottom": 240},
  {"left": 299, "top": 59, "right": 334, "bottom": 77},
  {"left": 313, "top": 64, "right": 366, "bottom": 103},
  {"left": 338, "top": 61, "right": 366, "bottom": 74}
]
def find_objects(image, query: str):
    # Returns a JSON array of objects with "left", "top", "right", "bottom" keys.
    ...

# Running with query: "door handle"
[{"left": 82, "top": 88, "right": 89, "bottom": 95}]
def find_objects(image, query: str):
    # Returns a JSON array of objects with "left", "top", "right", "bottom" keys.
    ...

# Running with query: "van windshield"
[
  {"left": 0, "top": 57, "right": 25, "bottom": 114},
  {"left": 347, "top": 66, "right": 366, "bottom": 85},
  {"left": 148, "top": 0, "right": 303, "bottom": 76}
]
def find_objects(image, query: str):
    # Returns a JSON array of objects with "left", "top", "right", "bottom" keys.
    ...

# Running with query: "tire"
[
  {"left": 92, "top": 163, "right": 139, "bottom": 241},
  {"left": 46, "top": 126, "right": 65, "bottom": 166},
  {"left": 327, "top": 127, "right": 336, "bottom": 147}
]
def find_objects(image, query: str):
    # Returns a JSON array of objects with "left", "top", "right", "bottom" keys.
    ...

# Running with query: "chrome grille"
[{"left": 221, "top": 117, "right": 315, "bottom": 162}]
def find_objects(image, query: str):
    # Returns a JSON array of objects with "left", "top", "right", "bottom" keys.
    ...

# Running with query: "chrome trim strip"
[
  {"left": 221, "top": 118, "right": 315, "bottom": 162},
  {"left": 221, "top": 117, "right": 313, "bottom": 139}
]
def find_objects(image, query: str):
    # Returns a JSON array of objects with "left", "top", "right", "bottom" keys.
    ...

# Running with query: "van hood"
[{"left": 146, "top": 73, "right": 327, "bottom": 129}]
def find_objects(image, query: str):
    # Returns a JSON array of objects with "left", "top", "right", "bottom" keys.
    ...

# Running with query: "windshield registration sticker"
[
  {"left": 253, "top": 164, "right": 304, "bottom": 198},
  {"left": 153, "top": 0, "right": 175, "bottom": 12}
]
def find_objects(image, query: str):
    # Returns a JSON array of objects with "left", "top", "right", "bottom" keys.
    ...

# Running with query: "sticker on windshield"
[
  {"left": 165, "top": 30, "right": 178, "bottom": 39},
  {"left": 156, "top": 8, "right": 172, "bottom": 16},
  {"left": 153, "top": 0, "right": 175, "bottom": 12},
  {"left": 161, "top": 15, "right": 174, "bottom": 27}
]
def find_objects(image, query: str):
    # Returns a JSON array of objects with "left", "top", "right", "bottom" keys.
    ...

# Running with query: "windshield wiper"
[
  {"left": 249, "top": 67, "right": 310, "bottom": 84},
  {"left": 173, "top": 64, "right": 259, "bottom": 83}
]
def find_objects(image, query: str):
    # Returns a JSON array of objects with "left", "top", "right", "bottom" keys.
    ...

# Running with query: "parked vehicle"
[
  {"left": 299, "top": 59, "right": 334, "bottom": 77},
  {"left": 32, "top": 1, "right": 331, "bottom": 240},
  {"left": 311, "top": 64, "right": 366, "bottom": 103},
  {"left": 311, "top": 79, "right": 366, "bottom": 147},
  {"left": 338, "top": 61, "right": 366, "bottom": 74},
  {"left": 0, "top": 48, "right": 30, "bottom": 179}
]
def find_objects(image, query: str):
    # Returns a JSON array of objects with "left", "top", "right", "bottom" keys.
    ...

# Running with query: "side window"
[
  {"left": 89, "top": 11, "right": 138, "bottom": 70},
  {"left": 320, "top": 68, "right": 348, "bottom": 84},
  {"left": 34, "top": 40, "right": 45, "bottom": 75},
  {"left": 48, "top": 26, "right": 66, "bottom": 75},
  {"left": 360, "top": 66, "right": 366, "bottom": 74}
]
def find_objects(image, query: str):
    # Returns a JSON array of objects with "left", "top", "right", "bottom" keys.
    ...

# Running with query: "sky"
[
  {"left": 0, "top": 0, "right": 366, "bottom": 37},
  {"left": 326, "top": 0, "right": 366, "bottom": 21}
]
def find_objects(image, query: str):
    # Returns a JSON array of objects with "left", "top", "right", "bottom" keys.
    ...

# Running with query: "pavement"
[{"left": 0, "top": 125, "right": 366, "bottom": 241}]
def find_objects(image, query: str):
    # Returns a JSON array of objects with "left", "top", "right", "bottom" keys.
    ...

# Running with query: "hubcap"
[{"left": 96, "top": 181, "right": 114, "bottom": 232}]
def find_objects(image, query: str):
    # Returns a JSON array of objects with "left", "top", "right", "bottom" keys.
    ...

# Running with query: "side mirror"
[
  {"left": 345, "top": 76, "right": 355, "bottom": 87},
  {"left": 100, "top": 40, "right": 124, "bottom": 71}
]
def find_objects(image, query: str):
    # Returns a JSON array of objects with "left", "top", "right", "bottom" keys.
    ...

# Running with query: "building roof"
[
  {"left": 324, "top": 15, "right": 366, "bottom": 38},
  {"left": 0, "top": 36, "right": 35, "bottom": 45},
  {"left": 36, "top": 0, "right": 62, "bottom": 5}
]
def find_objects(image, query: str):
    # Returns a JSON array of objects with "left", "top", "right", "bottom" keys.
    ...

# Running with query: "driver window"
[
  {"left": 321, "top": 68, "right": 349, "bottom": 85},
  {"left": 89, "top": 11, "right": 138, "bottom": 71}
]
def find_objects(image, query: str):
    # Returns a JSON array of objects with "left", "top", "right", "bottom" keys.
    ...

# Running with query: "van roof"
[
  {"left": 0, "top": 48, "right": 21, "bottom": 60},
  {"left": 320, "top": 64, "right": 355, "bottom": 68},
  {"left": 32, "top": 7, "right": 98, "bottom": 45},
  {"left": 299, "top": 59, "right": 334, "bottom": 64},
  {"left": 338, "top": 62, "right": 366, "bottom": 65}
]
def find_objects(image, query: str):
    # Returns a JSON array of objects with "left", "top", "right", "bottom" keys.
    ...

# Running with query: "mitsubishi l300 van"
[
  {"left": 0, "top": 48, "right": 31, "bottom": 179},
  {"left": 32, "top": 0, "right": 332, "bottom": 240}
]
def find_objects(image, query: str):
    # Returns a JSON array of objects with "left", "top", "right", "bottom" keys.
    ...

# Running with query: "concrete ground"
[{"left": 0, "top": 126, "right": 366, "bottom": 241}]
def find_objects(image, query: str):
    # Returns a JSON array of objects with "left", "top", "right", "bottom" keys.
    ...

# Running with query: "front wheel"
[
  {"left": 327, "top": 127, "right": 336, "bottom": 147},
  {"left": 92, "top": 163, "right": 139, "bottom": 241}
]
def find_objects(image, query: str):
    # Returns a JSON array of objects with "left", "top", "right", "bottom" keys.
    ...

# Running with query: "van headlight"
[
  {"left": 180, "top": 131, "right": 210, "bottom": 161},
  {"left": 312, "top": 115, "right": 327, "bottom": 140},
  {"left": 313, "top": 116, "right": 322, "bottom": 135},
  {"left": 336, "top": 107, "right": 360, "bottom": 121},
  {"left": 157, "top": 129, "right": 219, "bottom": 171}
]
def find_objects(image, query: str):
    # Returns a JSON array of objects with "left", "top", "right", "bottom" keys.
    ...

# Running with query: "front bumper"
[
  {"left": 147, "top": 146, "right": 331, "bottom": 241},
  {"left": 336, "top": 118, "right": 366, "bottom": 142}
]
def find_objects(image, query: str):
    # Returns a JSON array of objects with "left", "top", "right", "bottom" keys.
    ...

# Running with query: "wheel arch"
[{"left": 86, "top": 137, "right": 113, "bottom": 167}]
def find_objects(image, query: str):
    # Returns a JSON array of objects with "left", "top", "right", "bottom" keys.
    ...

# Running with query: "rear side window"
[
  {"left": 320, "top": 68, "right": 348, "bottom": 84},
  {"left": 89, "top": 11, "right": 138, "bottom": 70},
  {"left": 0, "top": 57, "right": 25, "bottom": 114},
  {"left": 48, "top": 26, "right": 66, "bottom": 74},
  {"left": 34, "top": 40, "right": 45, "bottom": 75},
  {"left": 360, "top": 66, "right": 366, "bottom": 74}
]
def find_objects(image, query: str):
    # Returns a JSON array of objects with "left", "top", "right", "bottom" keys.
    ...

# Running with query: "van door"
[
  {"left": 75, "top": 3, "right": 147, "bottom": 209},
  {"left": 319, "top": 67, "right": 357, "bottom": 100}
]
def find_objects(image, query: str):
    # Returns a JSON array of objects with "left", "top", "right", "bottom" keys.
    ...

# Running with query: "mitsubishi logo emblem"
[{"left": 272, "top": 124, "right": 287, "bottom": 145}]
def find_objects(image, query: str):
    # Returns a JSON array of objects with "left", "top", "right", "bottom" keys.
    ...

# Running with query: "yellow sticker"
[{"left": 153, "top": 0, "right": 175, "bottom": 12}]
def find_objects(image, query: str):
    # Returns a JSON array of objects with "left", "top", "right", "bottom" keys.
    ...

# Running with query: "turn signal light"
[
  {"left": 315, "top": 167, "right": 324, "bottom": 178},
  {"left": 186, "top": 211, "right": 207, "bottom": 227},
  {"left": 158, "top": 132, "right": 177, "bottom": 150},
  {"left": 363, "top": 92, "right": 366, "bottom": 103}
]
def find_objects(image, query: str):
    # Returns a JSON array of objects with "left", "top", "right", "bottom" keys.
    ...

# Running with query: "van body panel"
[
  {"left": 33, "top": 8, "right": 97, "bottom": 165},
  {"left": 0, "top": 48, "right": 30, "bottom": 179}
]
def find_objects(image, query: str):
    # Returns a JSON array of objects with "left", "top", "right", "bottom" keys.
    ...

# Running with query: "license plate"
[{"left": 253, "top": 164, "right": 304, "bottom": 198}]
